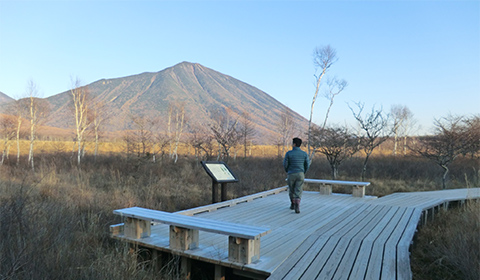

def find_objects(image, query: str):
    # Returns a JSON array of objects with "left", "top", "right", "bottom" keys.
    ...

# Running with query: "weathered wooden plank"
[
  {"left": 381, "top": 207, "right": 415, "bottom": 280},
  {"left": 331, "top": 206, "right": 393, "bottom": 279},
  {"left": 396, "top": 208, "right": 423, "bottom": 280},
  {"left": 269, "top": 204, "right": 372, "bottom": 279},
  {"left": 307, "top": 205, "right": 388, "bottom": 279},
  {"left": 348, "top": 206, "right": 401, "bottom": 279},
  {"left": 364, "top": 207, "right": 408, "bottom": 279}
]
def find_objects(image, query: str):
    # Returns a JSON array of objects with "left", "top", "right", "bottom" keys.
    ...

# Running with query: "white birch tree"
[
  {"left": 25, "top": 80, "right": 49, "bottom": 171},
  {"left": 70, "top": 78, "right": 91, "bottom": 165},
  {"left": 307, "top": 45, "right": 338, "bottom": 161}
]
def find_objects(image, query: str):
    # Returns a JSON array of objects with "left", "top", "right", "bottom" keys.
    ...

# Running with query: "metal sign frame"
[{"left": 201, "top": 161, "right": 239, "bottom": 183}]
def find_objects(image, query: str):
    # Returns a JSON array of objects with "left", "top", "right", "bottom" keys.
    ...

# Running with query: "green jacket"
[{"left": 283, "top": 147, "right": 309, "bottom": 174}]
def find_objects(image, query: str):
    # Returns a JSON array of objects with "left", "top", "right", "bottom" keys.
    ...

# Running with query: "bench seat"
[
  {"left": 304, "top": 179, "right": 371, "bottom": 198},
  {"left": 112, "top": 206, "right": 271, "bottom": 264}
]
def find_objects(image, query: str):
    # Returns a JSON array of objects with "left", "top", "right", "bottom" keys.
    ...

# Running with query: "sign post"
[{"left": 201, "top": 161, "right": 239, "bottom": 203}]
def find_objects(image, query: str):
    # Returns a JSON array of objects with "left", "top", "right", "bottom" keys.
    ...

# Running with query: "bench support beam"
[
  {"left": 352, "top": 185, "right": 365, "bottom": 198},
  {"left": 170, "top": 226, "right": 199, "bottom": 250},
  {"left": 319, "top": 184, "right": 332, "bottom": 195},
  {"left": 124, "top": 217, "right": 151, "bottom": 239},
  {"left": 228, "top": 236, "right": 260, "bottom": 264}
]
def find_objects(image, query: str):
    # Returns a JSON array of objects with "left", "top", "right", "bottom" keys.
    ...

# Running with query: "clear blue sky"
[{"left": 1, "top": 0, "right": 479, "bottom": 134}]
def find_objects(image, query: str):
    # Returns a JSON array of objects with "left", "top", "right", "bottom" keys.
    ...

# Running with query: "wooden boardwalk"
[{"left": 111, "top": 187, "right": 480, "bottom": 279}]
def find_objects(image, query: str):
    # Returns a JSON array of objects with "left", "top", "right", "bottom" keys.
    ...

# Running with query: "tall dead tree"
[
  {"left": 239, "top": 111, "right": 255, "bottom": 158},
  {"left": 350, "top": 102, "right": 390, "bottom": 181},
  {"left": 70, "top": 78, "right": 91, "bottom": 165},
  {"left": 308, "top": 45, "right": 338, "bottom": 160}
]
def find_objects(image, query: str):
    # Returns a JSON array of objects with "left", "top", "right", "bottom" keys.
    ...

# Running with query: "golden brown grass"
[
  {"left": 411, "top": 200, "right": 480, "bottom": 280},
  {"left": 0, "top": 151, "right": 478, "bottom": 279}
]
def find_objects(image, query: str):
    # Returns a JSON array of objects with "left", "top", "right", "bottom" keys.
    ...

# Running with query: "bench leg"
[
  {"left": 170, "top": 226, "right": 199, "bottom": 250},
  {"left": 319, "top": 184, "right": 332, "bottom": 195},
  {"left": 124, "top": 218, "right": 151, "bottom": 239},
  {"left": 352, "top": 185, "right": 365, "bottom": 198},
  {"left": 228, "top": 236, "right": 260, "bottom": 264}
]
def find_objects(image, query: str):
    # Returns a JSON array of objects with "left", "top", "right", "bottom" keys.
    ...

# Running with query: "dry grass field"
[{"left": 0, "top": 140, "right": 478, "bottom": 279}]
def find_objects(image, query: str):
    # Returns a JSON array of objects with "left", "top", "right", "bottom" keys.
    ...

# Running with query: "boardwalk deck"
[{"left": 111, "top": 187, "right": 480, "bottom": 279}]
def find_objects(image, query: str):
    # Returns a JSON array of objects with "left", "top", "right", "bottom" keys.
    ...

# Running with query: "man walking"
[{"left": 283, "top": 137, "right": 309, "bottom": 213}]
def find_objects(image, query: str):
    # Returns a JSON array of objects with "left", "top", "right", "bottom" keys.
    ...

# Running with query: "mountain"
[
  {"left": 0, "top": 91, "right": 14, "bottom": 104},
  {"left": 45, "top": 62, "right": 308, "bottom": 143}
]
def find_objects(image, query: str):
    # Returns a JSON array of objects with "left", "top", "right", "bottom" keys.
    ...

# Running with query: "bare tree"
[
  {"left": 239, "top": 111, "right": 256, "bottom": 158},
  {"left": 11, "top": 99, "right": 29, "bottom": 166},
  {"left": 167, "top": 102, "right": 186, "bottom": 163},
  {"left": 311, "top": 124, "right": 359, "bottom": 179},
  {"left": 350, "top": 102, "right": 390, "bottom": 181},
  {"left": 390, "top": 105, "right": 413, "bottom": 156},
  {"left": 25, "top": 80, "right": 49, "bottom": 171},
  {"left": 276, "top": 107, "right": 295, "bottom": 156},
  {"left": 412, "top": 115, "right": 472, "bottom": 189},
  {"left": 91, "top": 100, "right": 111, "bottom": 161},
  {"left": 400, "top": 108, "right": 416, "bottom": 156},
  {"left": 125, "top": 114, "right": 159, "bottom": 158},
  {"left": 0, "top": 115, "right": 16, "bottom": 165},
  {"left": 321, "top": 77, "right": 348, "bottom": 129},
  {"left": 209, "top": 108, "right": 240, "bottom": 162},
  {"left": 188, "top": 126, "right": 216, "bottom": 161},
  {"left": 463, "top": 114, "right": 480, "bottom": 158},
  {"left": 70, "top": 78, "right": 92, "bottom": 165},
  {"left": 308, "top": 45, "right": 338, "bottom": 160}
]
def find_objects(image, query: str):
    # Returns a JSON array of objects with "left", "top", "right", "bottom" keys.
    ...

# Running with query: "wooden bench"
[
  {"left": 111, "top": 207, "right": 271, "bottom": 264},
  {"left": 304, "top": 179, "right": 371, "bottom": 198}
]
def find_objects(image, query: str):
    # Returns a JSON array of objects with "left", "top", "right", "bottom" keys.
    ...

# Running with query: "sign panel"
[{"left": 201, "top": 161, "right": 238, "bottom": 183}]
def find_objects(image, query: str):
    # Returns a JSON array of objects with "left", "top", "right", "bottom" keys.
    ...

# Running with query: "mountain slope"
[
  {"left": 44, "top": 62, "right": 308, "bottom": 142},
  {"left": 0, "top": 91, "right": 14, "bottom": 105}
]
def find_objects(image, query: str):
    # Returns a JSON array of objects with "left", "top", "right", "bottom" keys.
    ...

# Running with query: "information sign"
[{"left": 201, "top": 161, "right": 238, "bottom": 183}]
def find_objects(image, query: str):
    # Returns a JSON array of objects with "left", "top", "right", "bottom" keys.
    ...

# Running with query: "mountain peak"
[{"left": 38, "top": 63, "right": 309, "bottom": 142}]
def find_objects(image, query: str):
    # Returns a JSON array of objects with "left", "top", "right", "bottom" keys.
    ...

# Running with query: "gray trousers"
[{"left": 287, "top": 172, "right": 305, "bottom": 200}]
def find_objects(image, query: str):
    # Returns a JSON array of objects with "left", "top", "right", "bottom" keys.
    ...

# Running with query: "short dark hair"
[{"left": 292, "top": 137, "right": 302, "bottom": 147}]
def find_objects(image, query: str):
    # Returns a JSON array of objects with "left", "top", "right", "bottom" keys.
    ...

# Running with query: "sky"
[{"left": 0, "top": 0, "right": 479, "bottom": 135}]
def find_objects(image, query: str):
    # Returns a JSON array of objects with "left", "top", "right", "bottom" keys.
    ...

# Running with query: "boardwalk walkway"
[
  {"left": 111, "top": 187, "right": 480, "bottom": 279},
  {"left": 268, "top": 188, "right": 480, "bottom": 280}
]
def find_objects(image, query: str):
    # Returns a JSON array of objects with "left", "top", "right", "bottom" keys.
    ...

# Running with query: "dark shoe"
[
  {"left": 290, "top": 200, "right": 295, "bottom": 210},
  {"left": 294, "top": 199, "right": 300, "bottom": 214}
]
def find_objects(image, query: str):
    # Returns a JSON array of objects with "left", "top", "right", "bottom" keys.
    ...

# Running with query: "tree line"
[{"left": 0, "top": 47, "right": 478, "bottom": 190}]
